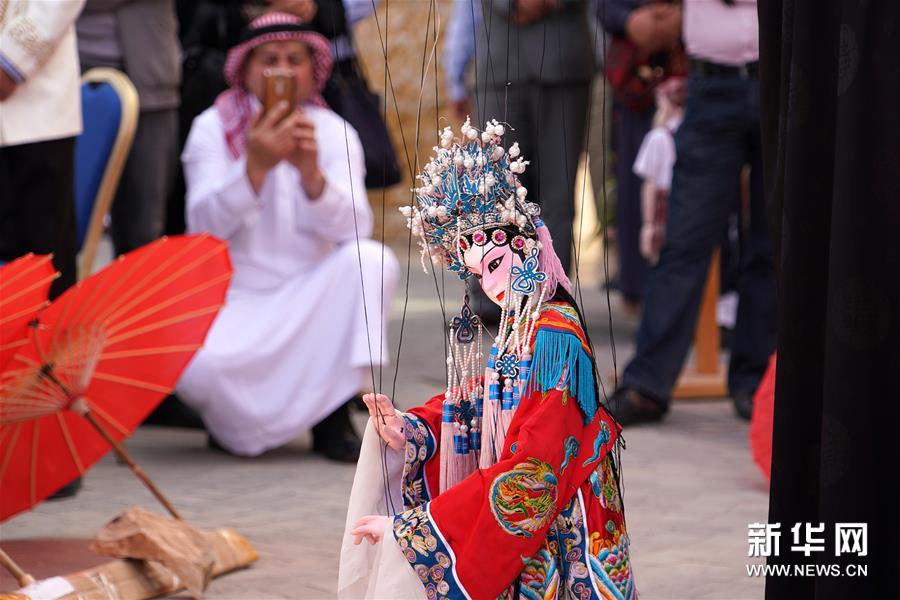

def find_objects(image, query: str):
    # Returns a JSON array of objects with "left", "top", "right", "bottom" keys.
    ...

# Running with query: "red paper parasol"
[
  {"left": 749, "top": 352, "right": 777, "bottom": 481},
  {"left": 0, "top": 254, "right": 59, "bottom": 370},
  {"left": 0, "top": 235, "right": 232, "bottom": 522}
]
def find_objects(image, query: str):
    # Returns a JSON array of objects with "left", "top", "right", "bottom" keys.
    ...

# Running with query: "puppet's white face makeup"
[{"left": 462, "top": 240, "right": 523, "bottom": 306}]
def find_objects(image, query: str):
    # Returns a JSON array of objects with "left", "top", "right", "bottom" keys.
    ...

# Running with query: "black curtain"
[{"left": 759, "top": 1, "right": 900, "bottom": 598}]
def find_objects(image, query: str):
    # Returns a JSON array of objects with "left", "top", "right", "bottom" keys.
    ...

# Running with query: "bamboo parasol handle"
[
  {"left": 0, "top": 547, "right": 35, "bottom": 588},
  {"left": 81, "top": 411, "right": 183, "bottom": 521},
  {"left": 33, "top": 334, "right": 184, "bottom": 521}
]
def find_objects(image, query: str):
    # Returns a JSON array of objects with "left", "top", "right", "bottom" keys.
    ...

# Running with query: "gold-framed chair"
[{"left": 75, "top": 67, "right": 140, "bottom": 278}]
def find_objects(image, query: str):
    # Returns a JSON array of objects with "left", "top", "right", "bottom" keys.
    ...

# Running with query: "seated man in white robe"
[{"left": 178, "top": 11, "right": 398, "bottom": 462}]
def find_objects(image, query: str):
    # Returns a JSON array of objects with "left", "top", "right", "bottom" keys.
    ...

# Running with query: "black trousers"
[{"left": 0, "top": 137, "right": 77, "bottom": 298}]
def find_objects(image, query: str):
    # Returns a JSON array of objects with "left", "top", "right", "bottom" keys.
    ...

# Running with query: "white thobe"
[{"left": 177, "top": 104, "right": 398, "bottom": 456}]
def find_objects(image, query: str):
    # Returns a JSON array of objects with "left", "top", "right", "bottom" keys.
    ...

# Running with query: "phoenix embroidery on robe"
[{"left": 490, "top": 458, "right": 559, "bottom": 538}]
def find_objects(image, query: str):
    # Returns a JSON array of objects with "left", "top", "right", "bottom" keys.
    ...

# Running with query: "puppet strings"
[
  {"left": 380, "top": 0, "right": 444, "bottom": 514},
  {"left": 591, "top": 1, "right": 626, "bottom": 496},
  {"left": 341, "top": 0, "right": 623, "bottom": 517},
  {"left": 338, "top": 0, "right": 433, "bottom": 516},
  {"left": 563, "top": 1, "right": 626, "bottom": 500},
  {"left": 463, "top": 0, "right": 625, "bottom": 490},
  {"left": 377, "top": 0, "right": 394, "bottom": 513},
  {"left": 379, "top": 0, "right": 445, "bottom": 515},
  {"left": 328, "top": 11, "right": 391, "bottom": 512},
  {"left": 341, "top": 0, "right": 451, "bottom": 516},
  {"left": 339, "top": 0, "right": 446, "bottom": 398}
]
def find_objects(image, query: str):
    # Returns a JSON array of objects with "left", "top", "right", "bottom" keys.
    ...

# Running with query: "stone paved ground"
[{"left": 1, "top": 248, "right": 769, "bottom": 599}]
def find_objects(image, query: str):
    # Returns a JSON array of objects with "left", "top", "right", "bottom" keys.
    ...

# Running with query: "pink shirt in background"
[{"left": 683, "top": 0, "right": 759, "bottom": 66}]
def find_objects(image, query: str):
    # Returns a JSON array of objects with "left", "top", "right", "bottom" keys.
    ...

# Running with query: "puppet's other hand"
[{"left": 351, "top": 515, "right": 391, "bottom": 545}]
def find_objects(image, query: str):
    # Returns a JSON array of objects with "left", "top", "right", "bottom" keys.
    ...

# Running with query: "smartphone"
[{"left": 262, "top": 68, "right": 297, "bottom": 118}]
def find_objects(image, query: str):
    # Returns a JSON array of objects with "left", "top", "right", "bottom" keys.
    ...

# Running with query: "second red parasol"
[{"left": 0, "top": 254, "right": 59, "bottom": 370}]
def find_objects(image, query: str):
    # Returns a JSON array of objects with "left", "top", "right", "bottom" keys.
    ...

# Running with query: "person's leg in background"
[
  {"left": 530, "top": 82, "right": 590, "bottom": 275},
  {"left": 613, "top": 101, "right": 653, "bottom": 309},
  {"left": 728, "top": 86, "right": 777, "bottom": 418},
  {"left": 0, "top": 138, "right": 77, "bottom": 297},
  {"left": 110, "top": 109, "right": 178, "bottom": 255},
  {"left": 614, "top": 75, "right": 747, "bottom": 424},
  {"left": 715, "top": 179, "right": 744, "bottom": 347}
]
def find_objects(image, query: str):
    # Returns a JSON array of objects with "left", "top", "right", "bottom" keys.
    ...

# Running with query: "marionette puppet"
[{"left": 338, "top": 119, "right": 636, "bottom": 600}]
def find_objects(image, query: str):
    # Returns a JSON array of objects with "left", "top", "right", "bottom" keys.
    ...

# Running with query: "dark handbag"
[
  {"left": 168, "top": 1, "right": 234, "bottom": 234},
  {"left": 324, "top": 63, "right": 402, "bottom": 190},
  {"left": 179, "top": 1, "right": 232, "bottom": 145}
]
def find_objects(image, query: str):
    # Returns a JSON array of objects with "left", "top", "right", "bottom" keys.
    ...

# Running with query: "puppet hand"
[
  {"left": 351, "top": 515, "right": 391, "bottom": 545},
  {"left": 362, "top": 393, "right": 405, "bottom": 450}
]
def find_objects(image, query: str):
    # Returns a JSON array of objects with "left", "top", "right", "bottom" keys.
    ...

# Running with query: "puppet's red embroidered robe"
[{"left": 392, "top": 302, "right": 636, "bottom": 599}]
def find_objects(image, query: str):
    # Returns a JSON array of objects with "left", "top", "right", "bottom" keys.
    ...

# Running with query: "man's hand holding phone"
[
  {"left": 287, "top": 111, "right": 324, "bottom": 200},
  {"left": 246, "top": 100, "right": 301, "bottom": 193}
]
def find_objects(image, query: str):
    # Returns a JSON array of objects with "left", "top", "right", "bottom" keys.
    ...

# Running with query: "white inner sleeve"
[{"left": 338, "top": 414, "right": 425, "bottom": 599}]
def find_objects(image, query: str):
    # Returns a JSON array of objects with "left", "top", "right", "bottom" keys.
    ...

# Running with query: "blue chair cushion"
[{"left": 74, "top": 81, "right": 123, "bottom": 250}]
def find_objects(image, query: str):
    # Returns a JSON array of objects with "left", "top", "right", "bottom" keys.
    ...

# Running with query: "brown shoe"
[{"left": 606, "top": 387, "right": 666, "bottom": 426}]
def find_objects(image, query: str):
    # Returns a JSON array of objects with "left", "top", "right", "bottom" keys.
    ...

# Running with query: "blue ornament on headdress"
[{"left": 510, "top": 248, "right": 547, "bottom": 295}]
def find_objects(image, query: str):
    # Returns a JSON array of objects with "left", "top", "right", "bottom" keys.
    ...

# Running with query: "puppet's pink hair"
[{"left": 535, "top": 220, "right": 572, "bottom": 298}]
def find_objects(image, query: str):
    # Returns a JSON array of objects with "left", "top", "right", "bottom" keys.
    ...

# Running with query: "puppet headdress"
[{"left": 400, "top": 118, "right": 571, "bottom": 298}]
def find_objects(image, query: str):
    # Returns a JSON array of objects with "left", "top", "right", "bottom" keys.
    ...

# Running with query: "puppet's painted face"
[{"left": 462, "top": 238, "right": 524, "bottom": 306}]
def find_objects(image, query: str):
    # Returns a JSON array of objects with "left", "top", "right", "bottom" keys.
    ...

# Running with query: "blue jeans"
[{"left": 621, "top": 74, "right": 777, "bottom": 408}]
